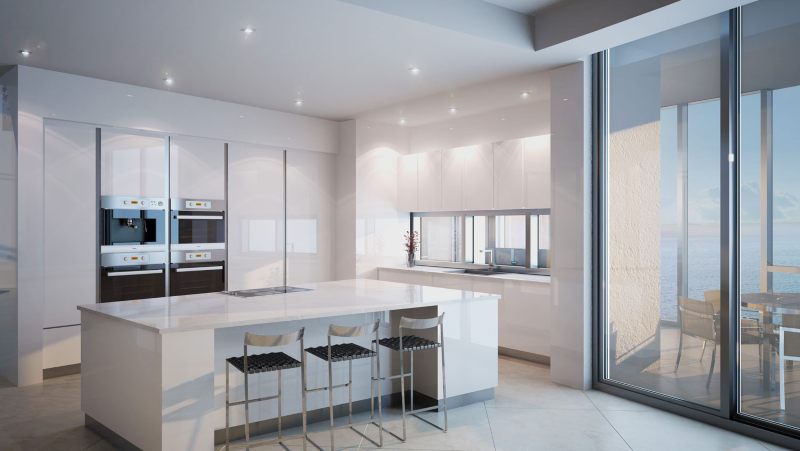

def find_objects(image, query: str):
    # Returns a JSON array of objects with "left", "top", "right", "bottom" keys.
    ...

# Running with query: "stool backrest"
[
  {"left": 399, "top": 314, "right": 444, "bottom": 330},
  {"left": 245, "top": 328, "right": 305, "bottom": 348},
  {"left": 328, "top": 321, "right": 379, "bottom": 338}
]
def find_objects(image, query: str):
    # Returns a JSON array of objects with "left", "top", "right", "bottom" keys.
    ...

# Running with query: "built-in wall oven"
[
  {"left": 99, "top": 196, "right": 168, "bottom": 303},
  {"left": 169, "top": 198, "right": 226, "bottom": 296}
]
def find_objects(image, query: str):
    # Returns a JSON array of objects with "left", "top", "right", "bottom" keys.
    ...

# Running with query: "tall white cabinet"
[
  {"left": 418, "top": 150, "right": 443, "bottom": 211},
  {"left": 493, "top": 139, "right": 525, "bottom": 209},
  {"left": 43, "top": 121, "right": 97, "bottom": 369},
  {"left": 101, "top": 130, "right": 166, "bottom": 197},
  {"left": 462, "top": 143, "right": 494, "bottom": 210},
  {"left": 227, "top": 143, "right": 284, "bottom": 290},
  {"left": 441, "top": 148, "right": 464, "bottom": 210},
  {"left": 287, "top": 150, "right": 335, "bottom": 284},
  {"left": 169, "top": 136, "right": 225, "bottom": 199}
]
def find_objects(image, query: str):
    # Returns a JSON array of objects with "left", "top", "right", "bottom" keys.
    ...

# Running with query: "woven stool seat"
[
  {"left": 226, "top": 352, "right": 301, "bottom": 374},
  {"left": 377, "top": 335, "right": 441, "bottom": 352},
  {"left": 305, "top": 343, "right": 375, "bottom": 362}
]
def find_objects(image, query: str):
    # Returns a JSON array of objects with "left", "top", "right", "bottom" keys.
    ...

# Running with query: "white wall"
[
  {"left": 354, "top": 120, "right": 410, "bottom": 279},
  {"left": 409, "top": 101, "right": 549, "bottom": 153},
  {"left": 13, "top": 65, "right": 340, "bottom": 386}
]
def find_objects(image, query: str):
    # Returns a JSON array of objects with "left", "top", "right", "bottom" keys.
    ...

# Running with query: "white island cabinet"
[{"left": 79, "top": 279, "right": 499, "bottom": 451}]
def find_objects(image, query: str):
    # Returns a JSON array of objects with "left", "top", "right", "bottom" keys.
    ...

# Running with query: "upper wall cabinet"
[
  {"left": 418, "top": 150, "right": 443, "bottom": 212},
  {"left": 462, "top": 143, "right": 494, "bottom": 210},
  {"left": 397, "top": 153, "right": 419, "bottom": 212},
  {"left": 101, "top": 130, "right": 166, "bottom": 197},
  {"left": 170, "top": 136, "right": 225, "bottom": 200},
  {"left": 524, "top": 135, "right": 551, "bottom": 208},
  {"left": 493, "top": 139, "right": 525, "bottom": 209},
  {"left": 441, "top": 148, "right": 464, "bottom": 211}
]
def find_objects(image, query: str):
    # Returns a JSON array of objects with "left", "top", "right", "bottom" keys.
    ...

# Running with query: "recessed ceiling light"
[
  {"left": 294, "top": 98, "right": 304, "bottom": 107},
  {"left": 18, "top": 49, "right": 31, "bottom": 57},
  {"left": 408, "top": 66, "right": 420, "bottom": 75},
  {"left": 241, "top": 27, "right": 255, "bottom": 34},
  {"left": 562, "top": 98, "right": 569, "bottom": 102},
  {"left": 449, "top": 127, "right": 454, "bottom": 131},
  {"left": 520, "top": 91, "right": 531, "bottom": 99},
  {"left": 163, "top": 76, "right": 174, "bottom": 86},
  {"left": 448, "top": 107, "right": 458, "bottom": 114},
  {"left": 399, "top": 118, "right": 407, "bottom": 126},
  {"left": 500, "top": 117, "right": 506, "bottom": 121},
  {"left": 239, "top": 114, "right": 245, "bottom": 119},
  {"left": 126, "top": 94, "right": 134, "bottom": 98}
]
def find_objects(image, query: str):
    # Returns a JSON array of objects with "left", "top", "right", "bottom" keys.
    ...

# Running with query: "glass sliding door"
[
  {"left": 603, "top": 13, "right": 723, "bottom": 408},
  {"left": 739, "top": 0, "right": 800, "bottom": 431}
]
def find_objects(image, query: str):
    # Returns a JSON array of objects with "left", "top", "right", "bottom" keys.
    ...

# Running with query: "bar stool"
[
  {"left": 304, "top": 321, "right": 383, "bottom": 450},
  {"left": 224, "top": 328, "right": 307, "bottom": 450},
  {"left": 377, "top": 313, "right": 447, "bottom": 442}
]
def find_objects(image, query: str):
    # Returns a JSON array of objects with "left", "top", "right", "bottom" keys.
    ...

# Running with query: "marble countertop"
[
  {"left": 78, "top": 279, "right": 499, "bottom": 334},
  {"left": 378, "top": 265, "right": 551, "bottom": 284}
]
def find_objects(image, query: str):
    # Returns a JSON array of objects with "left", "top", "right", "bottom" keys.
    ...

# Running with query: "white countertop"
[
  {"left": 379, "top": 265, "right": 551, "bottom": 284},
  {"left": 78, "top": 279, "right": 499, "bottom": 334}
]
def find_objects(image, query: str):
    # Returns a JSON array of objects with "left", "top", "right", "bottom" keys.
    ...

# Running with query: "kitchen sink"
[{"left": 446, "top": 268, "right": 503, "bottom": 276}]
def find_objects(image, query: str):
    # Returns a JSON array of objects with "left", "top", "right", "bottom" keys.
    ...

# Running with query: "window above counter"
[{"left": 411, "top": 209, "right": 550, "bottom": 275}]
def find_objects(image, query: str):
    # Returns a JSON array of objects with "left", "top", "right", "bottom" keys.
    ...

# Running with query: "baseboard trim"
[
  {"left": 43, "top": 363, "right": 81, "bottom": 379},
  {"left": 499, "top": 347, "right": 550, "bottom": 365},
  {"left": 85, "top": 414, "right": 140, "bottom": 451},
  {"left": 213, "top": 388, "right": 494, "bottom": 445}
]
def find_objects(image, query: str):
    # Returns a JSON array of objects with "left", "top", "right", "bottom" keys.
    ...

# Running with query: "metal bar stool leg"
[
  {"left": 375, "top": 336, "right": 384, "bottom": 447},
  {"left": 441, "top": 323, "right": 448, "bottom": 432},
  {"left": 400, "top": 344, "right": 407, "bottom": 441},
  {"left": 244, "top": 367, "right": 250, "bottom": 444},
  {"left": 225, "top": 363, "right": 230, "bottom": 450},
  {"left": 277, "top": 369, "right": 282, "bottom": 441},
  {"left": 348, "top": 359, "right": 353, "bottom": 425},
  {"left": 328, "top": 338, "right": 335, "bottom": 451},
  {"left": 410, "top": 351, "right": 414, "bottom": 413}
]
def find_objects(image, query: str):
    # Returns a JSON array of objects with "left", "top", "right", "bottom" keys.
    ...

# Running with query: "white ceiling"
[
  {"left": 0, "top": 0, "right": 556, "bottom": 121},
  {"left": 0, "top": 0, "right": 751, "bottom": 122},
  {"left": 481, "top": 0, "right": 562, "bottom": 15}
]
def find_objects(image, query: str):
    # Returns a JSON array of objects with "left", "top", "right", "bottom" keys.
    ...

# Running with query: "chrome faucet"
[{"left": 484, "top": 249, "right": 495, "bottom": 267}]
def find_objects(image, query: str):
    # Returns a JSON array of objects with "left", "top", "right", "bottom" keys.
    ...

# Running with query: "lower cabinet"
[
  {"left": 43, "top": 325, "right": 80, "bottom": 370},
  {"left": 377, "top": 268, "right": 550, "bottom": 359}
]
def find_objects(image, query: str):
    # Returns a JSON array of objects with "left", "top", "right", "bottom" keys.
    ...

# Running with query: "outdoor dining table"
[{"left": 741, "top": 292, "right": 800, "bottom": 391}]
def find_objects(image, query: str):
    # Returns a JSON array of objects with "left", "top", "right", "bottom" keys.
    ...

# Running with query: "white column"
[{"left": 549, "top": 61, "right": 592, "bottom": 390}]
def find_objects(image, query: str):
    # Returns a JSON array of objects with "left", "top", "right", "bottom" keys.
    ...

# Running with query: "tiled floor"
[{"left": 0, "top": 356, "right": 790, "bottom": 450}]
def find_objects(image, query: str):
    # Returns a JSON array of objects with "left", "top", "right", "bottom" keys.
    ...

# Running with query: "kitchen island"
[{"left": 78, "top": 279, "right": 499, "bottom": 450}]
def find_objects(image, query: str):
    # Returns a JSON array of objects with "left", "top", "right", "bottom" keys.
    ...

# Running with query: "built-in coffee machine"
[
  {"left": 99, "top": 196, "right": 168, "bottom": 302},
  {"left": 169, "top": 198, "right": 226, "bottom": 296}
]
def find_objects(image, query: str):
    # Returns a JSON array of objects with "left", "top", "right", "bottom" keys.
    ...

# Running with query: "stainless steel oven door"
[{"left": 169, "top": 198, "right": 226, "bottom": 245}]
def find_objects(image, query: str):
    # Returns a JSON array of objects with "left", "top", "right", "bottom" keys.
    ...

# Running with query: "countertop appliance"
[
  {"left": 223, "top": 286, "right": 312, "bottom": 298},
  {"left": 99, "top": 196, "right": 168, "bottom": 302},
  {"left": 169, "top": 198, "right": 226, "bottom": 296}
]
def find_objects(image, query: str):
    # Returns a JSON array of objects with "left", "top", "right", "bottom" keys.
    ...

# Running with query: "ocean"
[{"left": 659, "top": 223, "right": 800, "bottom": 321}]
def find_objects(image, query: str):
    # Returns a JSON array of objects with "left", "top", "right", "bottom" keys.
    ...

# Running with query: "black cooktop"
[{"left": 223, "top": 286, "right": 312, "bottom": 298}]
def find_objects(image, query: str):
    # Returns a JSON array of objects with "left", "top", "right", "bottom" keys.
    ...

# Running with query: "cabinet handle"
[
  {"left": 175, "top": 266, "right": 224, "bottom": 273},
  {"left": 175, "top": 215, "right": 224, "bottom": 220},
  {"left": 107, "top": 269, "right": 163, "bottom": 277}
]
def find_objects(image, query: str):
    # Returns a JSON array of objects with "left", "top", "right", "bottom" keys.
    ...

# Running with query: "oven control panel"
[
  {"left": 101, "top": 195, "right": 167, "bottom": 210},
  {"left": 122, "top": 254, "right": 148, "bottom": 263},
  {"left": 185, "top": 200, "right": 212, "bottom": 209},
  {"left": 185, "top": 251, "right": 211, "bottom": 261}
]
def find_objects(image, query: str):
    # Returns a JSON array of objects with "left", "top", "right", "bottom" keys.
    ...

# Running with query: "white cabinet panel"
[
  {"left": 377, "top": 268, "right": 433, "bottom": 286},
  {"left": 493, "top": 139, "right": 525, "bottom": 209},
  {"left": 227, "top": 143, "right": 284, "bottom": 290},
  {"left": 499, "top": 280, "right": 550, "bottom": 357},
  {"left": 441, "top": 148, "right": 463, "bottom": 211},
  {"left": 43, "top": 325, "right": 80, "bottom": 369},
  {"left": 524, "top": 135, "right": 551, "bottom": 209},
  {"left": 101, "top": 131, "right": 166, "bottom": 197},
  {"left": 44, "top": 121, "right": 96, "bottom": 328},
  {"left": 287, "top": 150, "right": 334, "bottom": 285},
  {"left": 462, "top": 144, "right": 493, "bottom": 210},
  {"left": 431, "top": 274, "right": 470, "bottom": 290},
  {"left": 397, "top": 154, "right": 419, "bottom": 212},
  {"left": 170, "top": 136, "right": 225, "bottom": 199},
  {"left": 417, "top": 150, "right": 442, "bottom": 212}
]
